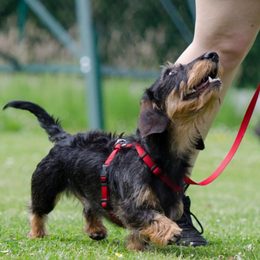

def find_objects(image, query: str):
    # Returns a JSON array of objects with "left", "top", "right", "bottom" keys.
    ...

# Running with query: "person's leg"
[
  {"left": 176, "top": 0, "right": 260, "bottom": 246},
  {"left": 177, "top": 0, "right": 260, "bottom": 139}
]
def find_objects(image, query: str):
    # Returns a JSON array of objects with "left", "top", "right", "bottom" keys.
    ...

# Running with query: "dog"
[{"left": 3, "top": 52, "right": 221, "bottom": 251}]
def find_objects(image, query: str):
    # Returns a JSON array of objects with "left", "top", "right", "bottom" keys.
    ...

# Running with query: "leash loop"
[{"left": 185, "top": 84, "right": 260, "bottom": 186}]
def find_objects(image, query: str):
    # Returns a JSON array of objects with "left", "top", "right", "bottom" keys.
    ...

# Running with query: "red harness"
[{"left": 100, "top": 139, "right": 182, "bottom": 209}]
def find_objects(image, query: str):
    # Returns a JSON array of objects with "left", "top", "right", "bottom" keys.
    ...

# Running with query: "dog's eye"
[{"left": 164, "top": 69, "right": 175, "bottom": 77}]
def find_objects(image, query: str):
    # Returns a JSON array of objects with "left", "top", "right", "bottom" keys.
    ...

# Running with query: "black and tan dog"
[{"left": 3, "top": 52, "right": 221, "bottom": 250}]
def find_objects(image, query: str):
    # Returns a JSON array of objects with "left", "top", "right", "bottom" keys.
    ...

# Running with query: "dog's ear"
[{"left": 138, "top": 94, "right": 169, "bottom": 138}]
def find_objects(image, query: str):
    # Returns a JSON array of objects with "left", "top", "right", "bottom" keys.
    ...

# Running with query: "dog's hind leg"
[
  {"left": 29, "top": 193, "right": 63, "bottom": 238},
  {"left": 83, "top": 204, "right": 107, "bottom": 241},
  {"left": 28, "top": 164, "right": 68, "bottom": 238},
  {"left": 29, "top": 192, "right": 64, "bottom": 239},
  {"left": 29, "top": 213, "right": 47, "bottom": 238}
]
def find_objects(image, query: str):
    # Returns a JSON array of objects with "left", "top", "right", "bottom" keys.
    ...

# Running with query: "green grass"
[
  {"left": 0, "top": 73, "right": 259, "bottom": 259},
  {"left": 0, "top": 130, "right": 259, "bottom": 259}
]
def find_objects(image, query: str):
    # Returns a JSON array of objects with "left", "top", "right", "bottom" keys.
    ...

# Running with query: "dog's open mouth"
[{"left": 184, "top": 69, "right": 221, "bottom": 100}]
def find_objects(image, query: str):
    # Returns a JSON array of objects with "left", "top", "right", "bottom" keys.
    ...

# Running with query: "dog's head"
[{"left": 138, "top": 52, "right": 222, "bottom": 138}]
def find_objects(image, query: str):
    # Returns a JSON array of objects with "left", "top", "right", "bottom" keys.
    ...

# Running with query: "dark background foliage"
[{"left": 0, "top": 0, "right": 259, "bottom": 87}]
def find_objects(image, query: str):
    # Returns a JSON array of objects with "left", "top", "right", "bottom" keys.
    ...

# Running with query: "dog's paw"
[
  {"left": 126, "top": 241, "right": 147, "bottom": 251},
  {"left": 166, "top": 223, "right": 182, "bottom": 245},
  {"left": 85, "top": 223, "right": 107, "bottom": 241},
  {"left": 140, "top": 214, "right": 182, "bottom": 247},
  {"left": 89, "top": 231, "right": 107, "bottom": 241},
  {"left": 28, "top": 230, "right": 46, "bottom": 239},
  {"left": 168, "top": 233, "right": 182, "bottom": 244},
  {"left": 126, "top": 232, "right": 148, "bottom": 251}
]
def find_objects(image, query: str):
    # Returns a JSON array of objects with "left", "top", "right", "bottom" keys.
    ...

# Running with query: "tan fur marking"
[
  {"left": 84, "top": 215, "right": 107, "bottom": 238},
  {"left": 179, "top": 80, "right": 187, "bottom": 92},
  {"left": 167, "top": 104, "right": 218, "bottom": 155},
  {"left": 28, "top": 214, "right": 47, "bottom": 238},
  {"left": 135, "top": 186, "right": 161, "bottom": 209},
  {"left": 165, "top": 67, "right": 221, "bottom": 155},
  {"left": 187, "top": 60, "right": 213, "bottom": 88},
  {"left": 126, "top": 232, "right": 147, "bottom": 251},
  {"left": 166, "top": 86, "right": 219, "bottom": 120},
  {"left": 140, "top": 214, "right": 181, "bottom": 246}
]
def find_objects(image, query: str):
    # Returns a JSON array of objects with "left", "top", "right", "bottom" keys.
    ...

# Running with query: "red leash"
[{"left": 184, "top": 84, "right": 260, "bottom": 186}]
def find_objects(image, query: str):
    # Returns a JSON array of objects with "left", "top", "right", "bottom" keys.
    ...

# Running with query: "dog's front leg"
[
  {"left": 120, "top": 199, "right": 182, "bottom": 249},
  {"left": 83, "top": 208, "right": 107, "bottom": 241},
  {"left": 139, "top": 213, "right": 182, "bottom": 247},
  {"left": 167, "top": 199, "right": 184, "bottom": 222},
  {"left": 126, "top": 213, "right": 182, "bottom": 250},
  {"left": 126, "top": 231, "right": 147, "bottom": 251},
  {"left": 117, "top": 185, "right": 182, "bottom": 249}
]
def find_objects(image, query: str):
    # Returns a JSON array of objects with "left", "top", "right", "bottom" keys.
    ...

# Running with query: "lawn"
[
  {"left": 0, "top": 130, "right": 259, "bottom": 259},
  {"left": 0, "top": 74, "right": 259, "bottom": 259}
]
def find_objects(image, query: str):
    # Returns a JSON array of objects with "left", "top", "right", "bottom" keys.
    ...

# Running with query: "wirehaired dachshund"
[{"left": 3, "top": 52, "right": 221, "bottom": 250}]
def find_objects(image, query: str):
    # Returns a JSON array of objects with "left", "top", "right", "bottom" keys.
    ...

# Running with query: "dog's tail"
[{"left": 3, "top": 100, "right": 69, "bottom": 142}]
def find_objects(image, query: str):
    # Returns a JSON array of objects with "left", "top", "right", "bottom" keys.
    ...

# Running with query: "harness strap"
[
  {"left": 100, "top": 140, "right": 181, "bottom": 208},
  {"left": 134, "top": 143, "right": 182, "bottom": 192},
  {"left": 100, "top": 141, "right": 133, "bottom": 208}
]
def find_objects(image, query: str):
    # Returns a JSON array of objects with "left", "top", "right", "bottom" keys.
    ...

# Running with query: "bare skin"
[{"left": 176, "top": 0, "right": 260, "bottom": 165}]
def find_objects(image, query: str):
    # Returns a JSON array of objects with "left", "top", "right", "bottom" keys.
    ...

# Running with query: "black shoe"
[{"left": 176, "top": 195, "right": 207, "bottom": 246}]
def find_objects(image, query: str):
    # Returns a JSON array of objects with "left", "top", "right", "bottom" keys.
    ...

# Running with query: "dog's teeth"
[
  {"left": 208, "top": 76, "right": 213, "bottom": 82},
  {"left": 208, "top": 76, "right": 221, "bottom": 83},
  {"left": 188, "top": 88, "right": 196, "bottom": 94}
]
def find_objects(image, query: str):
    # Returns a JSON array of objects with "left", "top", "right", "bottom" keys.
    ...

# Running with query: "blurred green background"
[
  {"left": 0, "top": 74, "right": 259, "bottom": 134},
  {"left": 0, "top": 0, "right": 259, "bottom": 133}
]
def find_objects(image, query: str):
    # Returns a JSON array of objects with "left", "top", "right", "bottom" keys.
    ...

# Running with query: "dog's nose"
[{"left": 203, "top": 52, "right": 219, "bottom": 62}]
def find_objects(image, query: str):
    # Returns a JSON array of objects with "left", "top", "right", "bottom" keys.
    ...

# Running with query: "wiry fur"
[{"left": 3, "top": 52, "right": 221, "bottom": 251}]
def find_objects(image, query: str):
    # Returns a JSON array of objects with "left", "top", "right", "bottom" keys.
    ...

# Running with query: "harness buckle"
[
  {"left": 100, "top": 165, "right": 109, "bottom": 209},
  {"left": 115, "top": 138, "right": 128, "bottom": 147},
  {"left": 101, "top": 164, "right": 108, "bottom": 180}
]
